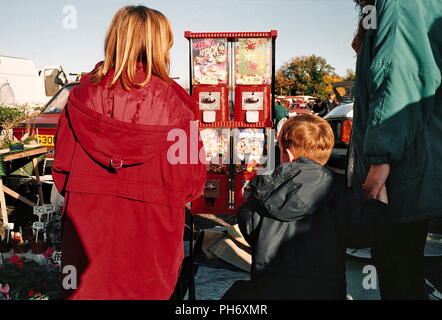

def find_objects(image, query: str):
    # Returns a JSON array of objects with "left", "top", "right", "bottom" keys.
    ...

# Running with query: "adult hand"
[{"left": 363, "top": 164, "right": 390, "bottom": 199}]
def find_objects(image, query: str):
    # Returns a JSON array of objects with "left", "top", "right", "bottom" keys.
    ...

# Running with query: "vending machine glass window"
[
  {"left": 234, "top": 128, "right": 267, "bottom": 167},
  {"left": 200, "top": 128, "right": 230, "bottom": 168},
  {"left": 191, "top": 38, "right": 229, "bottom": 86},
  {"left": 234, "top": 38, "right": 272, "bottom": 86}
]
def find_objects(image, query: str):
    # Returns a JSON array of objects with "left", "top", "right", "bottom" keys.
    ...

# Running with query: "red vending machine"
[
  {"left": 185, "top": 31, "right": 277, "bottom": 216},
  {"left": 185, "top": 31, "right": 277, "bottom": 301}
]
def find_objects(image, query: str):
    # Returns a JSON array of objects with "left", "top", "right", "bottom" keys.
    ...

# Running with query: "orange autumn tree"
[
  {"left": 324, "top": 74, "right": 345, "bottom": 96},
  {"left": 276, "top": 55, "right": 353, "bottom": 99}
]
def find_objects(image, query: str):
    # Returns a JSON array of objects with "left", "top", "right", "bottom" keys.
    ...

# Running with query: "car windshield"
[{"left": 42, "top": 84, "right": 77, "bottom": 114}]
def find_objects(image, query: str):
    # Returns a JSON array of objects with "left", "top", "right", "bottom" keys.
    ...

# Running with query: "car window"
[{"left": 42, "top": 84, "right": 77, "bottom": 114}]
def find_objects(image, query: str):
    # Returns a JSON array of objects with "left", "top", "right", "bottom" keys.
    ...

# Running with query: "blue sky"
[{"left": 0, "top": 0, "right": 360, "bottom": 87}]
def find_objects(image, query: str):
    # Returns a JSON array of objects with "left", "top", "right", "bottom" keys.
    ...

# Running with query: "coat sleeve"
[
  {"left": 184, "top": 128, "right": 207, "bottom": 204},
  {"left": 363, "top": 0, "right": 442, "bottom": 164},
  {"left": 335, "top": 185, "right": 390, "bottom": 249},
  {"left": 237, "top": 195, "right": 262, "bottom": 247},
  {"left": 165, "top": 117, "right": 207, "bottom": 205},
  {"left": 52, "top": 106, "right": 77, "bottom": 196}
]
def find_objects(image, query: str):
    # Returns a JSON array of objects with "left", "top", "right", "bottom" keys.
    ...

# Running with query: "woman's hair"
[
  {"left": 352, "top": 0, "right": 376, "bottom": 54},
  {"left": 91, "top": 6, "right": 173, "bottom": 90}
]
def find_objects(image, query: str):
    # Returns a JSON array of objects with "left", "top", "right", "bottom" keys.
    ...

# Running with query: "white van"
[{"left": 0, "top": 56, "right": 67, "bottom": 107}]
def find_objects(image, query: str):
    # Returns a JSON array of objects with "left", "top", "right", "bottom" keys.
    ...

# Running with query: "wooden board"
[{"left": 1, "top": 147, "right": 48, "bottom": 162}]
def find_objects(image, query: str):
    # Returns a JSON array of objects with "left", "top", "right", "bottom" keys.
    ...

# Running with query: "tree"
[
  {"left": 276, "top": 55, "right": 339, "bottom": 99},
  {"left": 344, "top": 69, "right": 356, "bottom": 81}
]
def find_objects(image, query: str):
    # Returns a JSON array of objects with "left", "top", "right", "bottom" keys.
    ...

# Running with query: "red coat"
[{"left": 53, "top": 68, "right": 206, "bottom": 300}]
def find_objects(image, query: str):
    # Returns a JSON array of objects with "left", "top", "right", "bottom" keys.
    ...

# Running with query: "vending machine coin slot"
[
  {"left": 199, "top": 92, "right": 221, "bottom": 123},
  {"left": 234, "top": 86, "right": 271, "bottom": 124}
]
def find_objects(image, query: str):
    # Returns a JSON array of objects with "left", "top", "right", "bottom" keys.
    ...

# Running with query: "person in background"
[
  {"left": 350, "top": 0, "right": 442, "bottom": 300},
  {"left": 274, "top": 100, "right": 289, "bottom": 124},
  {"left": 53, "top": 6, "right": 206, "bottom": 300},
  {"left": 313, "top": 99, "right": 327, "bottom": 117},
  {"left": 322, "top": 93, "right": 338, "bottom": 114}
]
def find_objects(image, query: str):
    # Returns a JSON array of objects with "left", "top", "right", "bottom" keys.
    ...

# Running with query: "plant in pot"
[
  {"left": 0, "top": 105, "right": 39, "bottom": 152},
  {"left": 30, "top": 232, "right": 48, "bottom": 255},
  {"left": 30, "top": 238, "right": 47, "bottom": 255},
  {"left": 28, "top": 220, "right": 48, "bottom": 255},
  {"left": 11, "top": 232, "right": 29, "bottom": 254},
  {"left": 0, "top": 105, "right": 27, "bottom": 153}
]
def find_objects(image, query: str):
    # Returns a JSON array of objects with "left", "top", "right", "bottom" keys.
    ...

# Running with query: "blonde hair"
[
  {"left": 91, "top": 6, "right": 173, "bottom": 90},
  {"left": 279, "top": 114, "right": 335, "bottom": 166}
]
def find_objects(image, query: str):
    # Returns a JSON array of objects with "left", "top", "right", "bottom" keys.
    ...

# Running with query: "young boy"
[{"left": 223, "top": 114, "right": 388, "bottom": 300}]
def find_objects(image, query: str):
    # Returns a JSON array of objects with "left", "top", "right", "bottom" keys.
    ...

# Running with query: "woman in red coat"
[{"left": 52, "top": 6, "right": 206, "bottom": 300}]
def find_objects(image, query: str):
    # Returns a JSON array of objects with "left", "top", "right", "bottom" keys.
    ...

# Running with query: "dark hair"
[
  {"left": 353, "top": 0, "right": 376, "bottom": 53},
  {"left": 354, "top": 0, "right": 375, "bottom": 11}
]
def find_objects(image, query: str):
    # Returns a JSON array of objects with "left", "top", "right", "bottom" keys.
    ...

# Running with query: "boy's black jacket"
[{"left": 228, "top": 158, "right": 388, "bottom": 300}]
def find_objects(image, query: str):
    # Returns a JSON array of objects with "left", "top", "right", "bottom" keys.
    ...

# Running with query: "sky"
[{"left": 0, "top": 0, "right": 360, "bottom": 87}]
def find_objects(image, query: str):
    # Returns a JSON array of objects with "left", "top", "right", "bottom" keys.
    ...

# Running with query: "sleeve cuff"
[{"left": 366, "top": 156, "right": 391, "bottom": 165}]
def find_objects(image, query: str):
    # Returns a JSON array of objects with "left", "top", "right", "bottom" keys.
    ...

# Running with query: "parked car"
[
  {"left": 324, "top": 102, "right": 353, "bottom": 172},
  {"left": 13, "top": 82, "right": 79, "bottom": 169},
  {"left": 324, "top": 81, "right": 355, "bottom": 172}
]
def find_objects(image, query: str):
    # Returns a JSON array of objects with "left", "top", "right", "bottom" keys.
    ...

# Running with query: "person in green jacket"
[
  {"left": 350, "top": 0, "right": 442, "bottom": 300},
  {"left": 274, "top": 100, "right": 289, "bottom": 124}
]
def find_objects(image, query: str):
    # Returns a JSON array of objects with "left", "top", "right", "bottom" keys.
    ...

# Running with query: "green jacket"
[
  {"left": 274, "top": 103, "right": 289, "bottom": 123},
  {"left": 350, "top": 0, "right": 442, "bottom": 223}
]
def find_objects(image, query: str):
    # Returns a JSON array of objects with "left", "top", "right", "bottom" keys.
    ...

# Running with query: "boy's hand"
[{"left": 363, "top": 164, "right": 390, "bottom": 200}]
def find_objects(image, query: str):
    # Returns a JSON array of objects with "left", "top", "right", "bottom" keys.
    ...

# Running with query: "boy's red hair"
[{"left": 279, "top": 114, "right": 335, "bottom": 166}]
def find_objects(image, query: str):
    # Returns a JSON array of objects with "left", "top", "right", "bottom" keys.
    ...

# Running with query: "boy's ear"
[{"left": 285, "top": 149, "right": 297, "bottom": 162}]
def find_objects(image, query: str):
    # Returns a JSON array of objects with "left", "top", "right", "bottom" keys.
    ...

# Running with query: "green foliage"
[
  {"left": 0, "top": 106, "right": 25, "bottom": 128},
  {"left": 344, "top": 69, "right": 356, "bottom": 81},
  {"left": 0, "top": 104, "right": 40, "bottom": 145},
  {"left": 276, "top": 55, "right": 338, "bottom": 99},
  {"left": 0, "top": 257, "right": 62, "bottom": 300}
]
